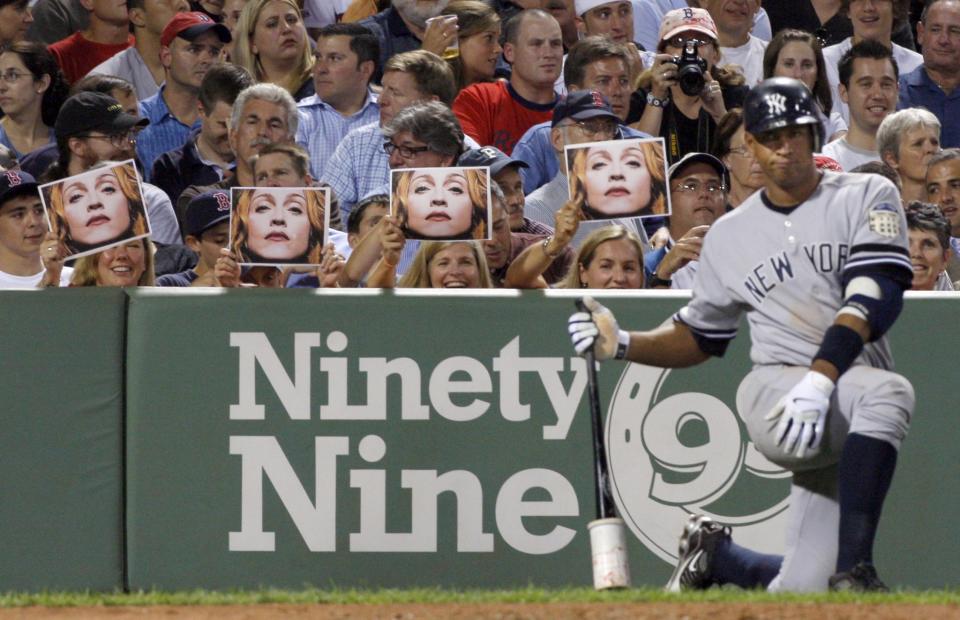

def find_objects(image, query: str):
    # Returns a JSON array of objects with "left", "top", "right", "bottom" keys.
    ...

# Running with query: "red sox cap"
[{"left": 161, "top": 12, "right": 232, "bottom": 48}]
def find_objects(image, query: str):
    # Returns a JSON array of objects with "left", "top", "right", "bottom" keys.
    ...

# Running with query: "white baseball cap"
[
  {"left": 658, "top": 7, "right": 718, "bottom": 44},
  {"left": 575, "top": 0, "right": 623, "bottom": 17}
]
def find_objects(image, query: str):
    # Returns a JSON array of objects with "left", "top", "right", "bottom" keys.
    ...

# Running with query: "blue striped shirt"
[
  {"left": 320, "top": 122, "right": 389, "bottom": 222},
  {"left": 137, "top": 85, "right": 201, "bottom": 183},
  {"left": 296, "top": 90, "right": 379, "bottom": 182}
]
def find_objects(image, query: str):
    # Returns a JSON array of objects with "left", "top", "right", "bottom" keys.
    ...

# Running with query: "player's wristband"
[
  {"left": 615, "top": 329, "right": 630, "bottom": 360},
  {"left": 813, "top": 324, "right": 864, "bottom": 376}
]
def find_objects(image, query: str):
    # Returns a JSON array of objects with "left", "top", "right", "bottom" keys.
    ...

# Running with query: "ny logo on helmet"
[{"left": 765, "top": 93, "right": 787, "bottom": 116}]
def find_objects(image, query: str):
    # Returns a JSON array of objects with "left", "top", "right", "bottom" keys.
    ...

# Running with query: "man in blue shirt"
[
  {"left": 897, "top": 0, "right": 960, "bottom": 148},
  {"left": 296, "top": 23, "right": 380, "bottom": 181},
  {"left": 136, "top": 12, "right": 231, "bottom": 180}
]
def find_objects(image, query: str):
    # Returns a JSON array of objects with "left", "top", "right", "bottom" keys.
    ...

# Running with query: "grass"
[{"left": 1, "top": 587, "right": 960, "bottom": 608}]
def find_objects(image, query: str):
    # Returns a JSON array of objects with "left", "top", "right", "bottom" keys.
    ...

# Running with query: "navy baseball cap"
[
  {"left": 457, "top": 146, "right": 530, "bottom": 176},
  {"left": 185, "top": 190, "right": 232, "bottom": 237},
  {"left": 668, "top": 152, "right": 728, "bottom": 183},
  {"left": 552, "top": 90, "right": 619, "bottom": 127},
  {"left": 55, "top": 92, "right": 149, "bottom": 140},
  {"left": 0, "top": 169, "right": 38, "bottom": 207}
]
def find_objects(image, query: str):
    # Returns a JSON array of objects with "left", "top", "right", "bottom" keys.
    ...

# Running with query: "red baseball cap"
[{"left": 160, "top": 12, "right": 232, "bottom": 48}]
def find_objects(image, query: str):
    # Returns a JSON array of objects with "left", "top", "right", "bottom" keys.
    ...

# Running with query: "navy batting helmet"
[{"left": 744, "top": 77, "right": 825, "bottom": 151}]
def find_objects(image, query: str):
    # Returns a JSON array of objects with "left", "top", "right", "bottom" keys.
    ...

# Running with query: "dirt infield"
[{"left": 3, "top": 603, "right": 959, "bottom": 619}]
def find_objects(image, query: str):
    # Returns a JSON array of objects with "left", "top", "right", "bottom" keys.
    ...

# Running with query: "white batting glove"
[
  {"left": 567, "top": 296, "right": 629, "bottom": 360},
  {"left": 765, "top": 371, "right": 835, "bottom": 459}
]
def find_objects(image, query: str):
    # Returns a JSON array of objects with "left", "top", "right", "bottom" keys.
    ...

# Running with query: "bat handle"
[{"left": 576, "top": 298, "right": 616, "bottom": 520}]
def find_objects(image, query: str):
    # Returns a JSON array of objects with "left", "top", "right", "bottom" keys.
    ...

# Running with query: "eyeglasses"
[
  {"left": 673, "top": 180, "right": 726, "bottom": 197},
  {"left": 81, "top": 130, "right": 140, "bottom": 148},
  {"left": 563, "top": 118, "right": 618, "bottom": 138},
  {"left": 727, "top": 145, "right": 753, "bottom": 158},
  {"left": 383, "top": 141, "right": 431, "bottom": 159},
  {"left": 0, "top": 70, "right": 30, "bottom": 84}
]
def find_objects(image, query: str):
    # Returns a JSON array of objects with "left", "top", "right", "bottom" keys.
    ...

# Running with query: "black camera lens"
[{"left": 678, "top": 65, "right": 705, "bottom": 97}]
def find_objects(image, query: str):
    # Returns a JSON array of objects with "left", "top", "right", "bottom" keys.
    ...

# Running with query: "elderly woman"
[
  {"left": 631, "top": 7, "right": 747, "bottom": 163},
  {"left": 712, "top": 108, "right": 763, "bottom": 209},
  {"left": 568, "top": 138, "right": 667, "bottom": 219},
  {"left": 878, "top": 108, "right": 941, "bottom": 204},
  {"left": 905, "top": 201, "right": 954, "bottom": 291},
  {"left": 232, "top": 0, "right": 315, "bottom": 100}
]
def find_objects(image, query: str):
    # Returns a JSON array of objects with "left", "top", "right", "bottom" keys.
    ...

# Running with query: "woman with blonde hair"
[
  {"left": 439, "top": 0, "right": 501, "bottom": 91},
  {"left": 391, "top": 167, "right": 488, "bottom": 241},
  {"left": 568, "top": 139, "right": 667, "bottom": 219},
  {"left": 232, "top": 0, "right": 315, "bottom": 100},
  {"left": 44, "top": 161, "right": 148, "bottom": 257},
  {"left": 557, "top": 225, "right": 647, "bottom": 289},
  {"left": 67, "top": 238, "right": 156, "bottom": 287},
  {"left": 230, "top": 187, "right": 326, "bottom": 264},
  {"left": 397, "top": 240, "right": 493, "bottom": 289}
]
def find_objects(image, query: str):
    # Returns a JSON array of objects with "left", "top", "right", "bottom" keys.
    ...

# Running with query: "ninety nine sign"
[{"left": 123, "top": 290, "right": 796, "bottom": 590}]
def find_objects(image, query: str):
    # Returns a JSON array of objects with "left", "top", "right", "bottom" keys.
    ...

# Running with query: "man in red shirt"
[
  {"left": 48, "top": 0, "right": 135, "bottom": 84},
  {"left": 452, "top": 8, "right": 562, "bottom": 155}
]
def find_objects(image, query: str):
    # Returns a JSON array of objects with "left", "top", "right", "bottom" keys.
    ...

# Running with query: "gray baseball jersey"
[{"left": 674, "top": 171, "right": 912, "bottom": 369}]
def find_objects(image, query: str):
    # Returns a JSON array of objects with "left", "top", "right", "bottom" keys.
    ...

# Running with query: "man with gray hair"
[
  {"left": 877, "top": 107, "right": 941, "bottom": 204},
  {"left": 382, "top": 100, "right": 466, "bottom": 273},
  {"left": 177, "top": 83, "right": 299, "bottom": 220},
  {"left": 923, "top": 148, "right": 960, "bottom": 283}
]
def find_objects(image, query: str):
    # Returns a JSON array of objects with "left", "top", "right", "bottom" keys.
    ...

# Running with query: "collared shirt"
[
  {"left": 151, "top": 130, "right": 226, "bottom": 218},
  {"left": 320, "top": 121, "right": 388, "bottom": 222},
  {"left": 898, "top": 66, "right": 960, "bottom": 149},
  {"left": 88, "top": 46, "right": 160, "bottom": 100},
  {"left": 296, "top": 90, "right": 380, "bottom": 182},
  {"left": 137, "top": 85, "right": 203, "bottom": 183}
]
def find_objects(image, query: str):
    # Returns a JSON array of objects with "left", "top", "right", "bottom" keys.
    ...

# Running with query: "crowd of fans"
[{"left": 0, "top": 0, "right": 957, "bottom": 292}]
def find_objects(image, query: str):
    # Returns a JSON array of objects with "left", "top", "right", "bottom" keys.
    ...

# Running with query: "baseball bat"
[{"left": 576, "top": 298, "right": 630, "bottom": 589}]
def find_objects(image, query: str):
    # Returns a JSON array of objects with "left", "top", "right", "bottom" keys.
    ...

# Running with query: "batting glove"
[
  {"left": 765, "top": 370, "right": 835, "bottom": 459},
  {"left": 567, "top": 296, "right": 629, "bottom": 360}
]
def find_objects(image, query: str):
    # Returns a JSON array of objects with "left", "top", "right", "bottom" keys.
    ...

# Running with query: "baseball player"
[{"left": 568, "top": 77, "right": 915, "bottom": 592}]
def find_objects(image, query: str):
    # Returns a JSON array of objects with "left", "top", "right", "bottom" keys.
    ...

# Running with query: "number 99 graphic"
[{"left": 606, "top": 363, "right": 792, "bottom": 564}]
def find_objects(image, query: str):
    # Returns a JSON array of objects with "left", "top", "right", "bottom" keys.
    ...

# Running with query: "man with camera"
[{"left": 631, "top": 7, "right": 748, "bottom": 164}]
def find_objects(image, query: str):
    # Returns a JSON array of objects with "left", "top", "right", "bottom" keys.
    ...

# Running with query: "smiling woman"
[
  {"left": 43, "top": 161, "right": 148, "bottom": 257},
  {"left": 69, "top": 237, "right": 156, "bottom": 286},
  {"left": 398, "top": 240, "right": 494, "bottom": 288}
]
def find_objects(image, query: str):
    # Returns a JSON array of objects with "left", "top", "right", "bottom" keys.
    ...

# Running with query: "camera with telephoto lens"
[{"left": 668, "top": 40, "right": 709, "bottom": 97}]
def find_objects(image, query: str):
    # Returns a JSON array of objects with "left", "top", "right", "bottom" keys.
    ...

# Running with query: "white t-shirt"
[
  {"left": 0, "top": 266, "right": 73, "bottom": 289},
  {"left": 820, "top": 138, "right": 880, "bottom": 172},
  {"left": 719, "top": 35, "right": 768, "bottom": 86}
]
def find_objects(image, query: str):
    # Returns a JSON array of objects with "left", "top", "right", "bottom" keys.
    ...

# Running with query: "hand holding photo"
[
  {"left": 565, "top": 138, "right": 670, "bottom": 221},
  {"left": 230, "top": 186, "right": 329, "bottom": 266},
  {"left": 390, "top": 166, "right": 491, "bottom": 241},
  {"left": 40, "top": 160, "right": 151, "bottom": 259}
]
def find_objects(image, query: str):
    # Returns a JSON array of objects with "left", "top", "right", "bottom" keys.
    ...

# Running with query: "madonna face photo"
[
  {"left": 390, "top": 166, "right": 491, "bottom": 242},
  {"left": 565, "top": 137, "right": 670, "bottom": 221},
  {"left": 230, "top": 186, "right": 329, "bottom": 266},
  {"left": 41, "top": 160, "right": 151, "bottom": 259}
]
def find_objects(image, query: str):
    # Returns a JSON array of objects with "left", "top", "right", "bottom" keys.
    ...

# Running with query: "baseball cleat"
[
  {"left": 828, "top": 562, "right": 890, "bottom": 592},
  {"left": 664, "top": 514, "right": 731, "bottom": 592}
]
